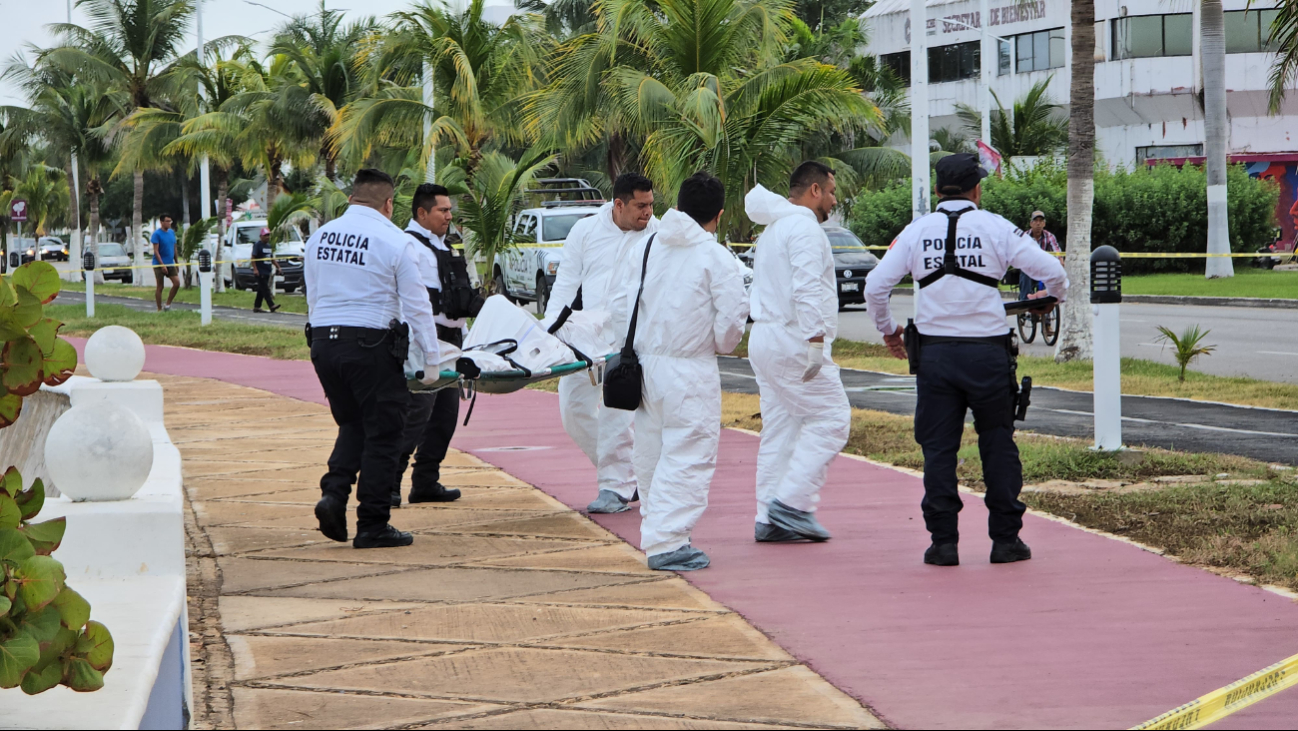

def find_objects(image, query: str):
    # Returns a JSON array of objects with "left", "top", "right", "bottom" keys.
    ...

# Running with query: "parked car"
[
  {"left": 221, "top": 220, "right": 306, "bottom": 292},
  {"left": 733, "top": 225, "right": 878, "bottom": 308},
  {"left": 494, "top": 178, "right": 604, "bottom": 312},
  {"left": 95, "top": 243, "right": 134, "bottom": 282},
  {"left": 823, "top": 225, "right": 878, "bottom": 308},
  {"left": 13, "top": 238, "right": 37, "bottom": 265}
]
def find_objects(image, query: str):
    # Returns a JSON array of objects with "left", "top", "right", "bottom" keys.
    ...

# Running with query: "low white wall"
[{"left": 1, "top": 376, "right": 190, "bottom": 730}]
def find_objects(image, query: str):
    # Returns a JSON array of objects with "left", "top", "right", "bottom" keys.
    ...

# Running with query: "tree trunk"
[
  {"left": 180, "top": 168, "right": 191, "bottom": 226},
  {"left": 215, "top": 169, "right": 228, "bottom": 293},
  {"left": 87, "top": 177, "right": 101, "bottom": 249},
  {"left": 267, "top": 158, "right": 282, "bottom": 214},
  {"left": 606, "top": 133, "right": 626, "bottom": 184},
  {"left": 322, "top": 150, "right": 336, "bottom": 224},
  {"left": 66, "top": 158, "right": 81, "bottom": 265},
  {"left": 1202, "top": 0, "right": 1233, "bottom": 278},
  {"left": 1055, "top": 0, "right": 1096, "bottom": 363},
  {"left": 132, "top": 169, "right": 145, "bottom": 283}
]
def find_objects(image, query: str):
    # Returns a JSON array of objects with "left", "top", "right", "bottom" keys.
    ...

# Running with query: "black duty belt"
[
  {"left": 311, "top": 325, "right": 390, "bottom": 344},
  {"left": 917, "top": 333, "right": 1012, "bottom": 347}
]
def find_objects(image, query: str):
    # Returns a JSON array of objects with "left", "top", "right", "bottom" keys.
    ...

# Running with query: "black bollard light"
[
  {"left": 198, "top": 248, "right": 212, "bottom": 273},
  {"left": 82, "top": 249, "right": 97, "bottom": 272},
  {"left": 8, "top": 252, "right": 19, "bottom": 270},
  {"left": 1090, "top": 245, "right": 1122, "bottom": 304}
]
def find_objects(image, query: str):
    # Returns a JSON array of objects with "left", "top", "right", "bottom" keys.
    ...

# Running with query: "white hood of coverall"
[{"left": 745, "top": 184, "right": 812, "bottom": 227}]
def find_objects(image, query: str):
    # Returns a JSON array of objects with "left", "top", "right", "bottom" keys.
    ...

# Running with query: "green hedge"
[{"left": 846, "top": 162, "right": 1279, "bottom": 274}]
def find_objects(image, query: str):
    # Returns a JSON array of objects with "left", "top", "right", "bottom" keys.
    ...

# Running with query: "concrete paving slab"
[
  {"left": 584, "top": 666, "right": 884, "bottom": 729},
  {"left": 182, "top": 458, "right": 309, "bottom": 478},
  {"left": 279, "top": 647, "right": 769, "bottom": 703},
  {"left": 235, "top": 508, "right": 555, "bottom": 532},
  {"left": 228, "top": 635, "right": 474, "bottom": 680},
  {"left": 218, "top": 596, "right": 426, "bottom": 632},
  {"left": 193, "top": 500, "right": 309, "bottom": 527},
  {"left": 524, "top": 578, "right": 728, "bottom": 612},
  {"left": 473, "top": 544, "right": 653, "bottom": 574},
  {"left": 185, "top": 476, "right": 308, "bottom": 500},
  {"left": 205, "top": 525, "right": 327, "bottom": 555},
  {"left": 413, "top": 708, "right": 810, "bottom": 729},
  {"left": 258, "top": 566, "right": 651, "bottom": 603},
  {"left": 215, "top": 557, "right": 406, "bottom": 594},
  {"left": 258, "top": 534, "right": 596, "bottom": 566},
  {"left": 436, "top": 512, "right": 614, "bottom": 540},
  {"left": 552, "top": 615, "right": 794, "bottom": 661},
  {"left": 437, "top": 470, "right": 531, "bottom": 487},
  {"left": 278, "top": 602, "right": 701, "bottom": 644},
  {"left": 230, "top": 687, "right": 496, "bottom": 730},
  {"left": 214, "top": 489, "right": 325, "bottom": 505}
]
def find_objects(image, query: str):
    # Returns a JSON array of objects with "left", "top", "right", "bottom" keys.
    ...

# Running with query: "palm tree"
[
  {"left": 332, "top": 0, "right": 540, "bottom": 175},
  {"left": 956, "top": 78, "right": 1067, "bottom": 167},
  {"left": 1267, "top": 1, "right": 1298, "bottom": 111},
  {"left": 535, "top": 0, "right": 882, "bottom": 236},
  {"left": 38, "top": 0, "right": 195, "bottom": 273},
  {"left": 458, "top": 148, "right": 557, "bottom": 288},
  {"left": 0, "top": 62, "right": 123, "bottom": 259},
  {"left": 268, "top": 3, "right": 378, "bottom": 185},
  {"left": 1202, "top": 0, "right": 1233, "bottom": 279},
  {"left": 1055, "top": 0, "right": 1097, "bottom": 363}
]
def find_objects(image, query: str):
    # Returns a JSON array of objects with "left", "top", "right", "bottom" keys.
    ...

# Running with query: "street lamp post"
[
  {"left": 198, "top": 0, "right": 212, "bottom": 223},
  {"left": 910, "top": 0, "right": 929, "bottom": 221}
]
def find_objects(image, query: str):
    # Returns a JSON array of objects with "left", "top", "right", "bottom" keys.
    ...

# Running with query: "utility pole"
[
  {"left": 978, "top": 0, "right": 992, "bottom": 145},
  {"left": 68, "top": 0, "right": 82, "bottom": 267},
  {"left": 909, "top": 0, "right": 929, "bottom": 220},
  {"left": 423, "top": 63, "right": 436, "bottom": 184},
  {"left": 198, "top": 0, "right": 212, "bottom": 222}
]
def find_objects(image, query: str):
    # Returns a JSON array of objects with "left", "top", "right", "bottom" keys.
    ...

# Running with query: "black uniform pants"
[
  {"left": 311, "top": 332, "right": 407, "bottom": 532},
  {"left": 913, "top": 340, "right": 1025, "bottom": 545},
  {"left": 254, "top": 272, "right": 276, "bottom": 310},
  {"left": 396, "top": 327, "right": 462, "bottom": 494}
]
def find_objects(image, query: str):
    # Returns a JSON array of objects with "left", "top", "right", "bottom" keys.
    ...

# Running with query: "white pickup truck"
[{"left": 492, "top": 179, "right": 605, "bottom": 313}]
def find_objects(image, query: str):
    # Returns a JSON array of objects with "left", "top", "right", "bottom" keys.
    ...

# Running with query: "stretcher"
[{"left": 409, "top": 353, "right": 612, "bottom": 395}]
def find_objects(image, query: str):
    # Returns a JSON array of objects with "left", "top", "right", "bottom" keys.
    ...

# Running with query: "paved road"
[
  {"left": 57, "top": 290, "right": 307, "bottom": 329},
  {"left": 837, "top": 295, "right": 1298, "bottom": 384},
  {"left": 719, "top": 357, "right": 1298, "bottom": 465}
]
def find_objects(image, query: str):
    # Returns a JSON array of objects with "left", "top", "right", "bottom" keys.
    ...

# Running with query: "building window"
[
  {"left": 1225, "top": 9, "right": 1280, "bottom": 53},
  {"left": 998, "top": 40, "right": 1012, "bottom": 76},
  {"left": 881, "top": 51, "right": 911, "bottom": 86},
  {"left": 928, "top": 41, "right": 980, "bottom": 83},
  {"left": 1136, "top": 144, "right": 1203, "bottom": 164},
  {"left": 1112, "top": 13, "right": 1193, "bottom": 59},
  {"left": 1014, "top": 28, "right": 1066, "bottom": 72}
]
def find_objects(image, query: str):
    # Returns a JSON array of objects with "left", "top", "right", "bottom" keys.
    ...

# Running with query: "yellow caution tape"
[{"left": 1131, "top": 651, "right": 1298, "bottom": 730}]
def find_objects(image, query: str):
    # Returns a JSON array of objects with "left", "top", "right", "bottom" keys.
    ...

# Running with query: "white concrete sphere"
[
  {"left": 84, "top": 326, "right": 146, "bottom": 382},
  {"left": 45, "top": 400, "right": 154, "bottom": 501}
]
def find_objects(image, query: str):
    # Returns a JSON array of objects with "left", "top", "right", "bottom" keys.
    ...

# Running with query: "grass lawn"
[
  {"left": 49, "top": 304, "right": 311, "bottom": 361},
  {"left": 1121, "top": 267, "right": 1298, "bottom": 299},
  {"left": 733, "top": 334, "right": 1298, "bottom": 410},
  {"left": 720, "top": 391, "right": 1298, "bottom": 590},
  {"left": 62, "top": 279, "right": 310, "bottom": 314}
]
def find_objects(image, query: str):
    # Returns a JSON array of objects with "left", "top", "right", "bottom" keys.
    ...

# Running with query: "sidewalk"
[
  {"left": 107, "top": 341, "right": 1298, "bottom": 729},
  {"left": 162, "top": 371, "right": 878, "bottom": 730}
]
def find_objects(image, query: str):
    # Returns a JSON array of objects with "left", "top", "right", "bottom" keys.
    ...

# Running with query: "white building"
[{"left": 863, "top": 0, "right": 1298, "bottom": 244}]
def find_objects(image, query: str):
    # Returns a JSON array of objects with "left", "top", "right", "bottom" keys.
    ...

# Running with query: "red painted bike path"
[{"left": 108, "top": 340, "right": 1298, "bottom": 729}]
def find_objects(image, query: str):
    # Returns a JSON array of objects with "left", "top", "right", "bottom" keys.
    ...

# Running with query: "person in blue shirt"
[{"left": 151, "top": 215, "right": 180, "bottom": 311}]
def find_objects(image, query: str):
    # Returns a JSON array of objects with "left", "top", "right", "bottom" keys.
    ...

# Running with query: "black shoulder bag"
[{"left": 602, "top": 234, "right": 656, "bottom": 411}]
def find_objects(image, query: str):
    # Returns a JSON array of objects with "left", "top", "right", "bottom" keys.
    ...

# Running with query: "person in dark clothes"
[{"left": 252, "top": 227, "right": 283, "bottom": 313}]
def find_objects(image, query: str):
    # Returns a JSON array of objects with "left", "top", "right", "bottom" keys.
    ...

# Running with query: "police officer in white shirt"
[
  {"left": 305, "top": 169, "right": 442, "bottom": 549},
  {"left": 392, "top": 183, "right": 484, "bottom": 508},
  {"left": 864, "top": 153, "right": 1068, "bottom": 567},
  {"left": 544, "top": 173, "right": 659, "bottom": 514}
]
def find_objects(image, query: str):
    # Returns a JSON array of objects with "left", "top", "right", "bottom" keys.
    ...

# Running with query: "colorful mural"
[{"left": 1244, "top": 159, "right": 1298, "bottom": 251}]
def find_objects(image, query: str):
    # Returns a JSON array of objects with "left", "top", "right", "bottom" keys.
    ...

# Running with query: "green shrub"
[{"left": 846, "top": 162, "right": 1279, "bottom": 273}]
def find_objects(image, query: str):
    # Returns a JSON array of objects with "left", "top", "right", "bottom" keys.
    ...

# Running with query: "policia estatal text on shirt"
[
  {"left": 863, "top": 153, "right": 1069, "bottom": 568},
  {"left": 304, "top": 168, "right": 443, "bottom": 550}
]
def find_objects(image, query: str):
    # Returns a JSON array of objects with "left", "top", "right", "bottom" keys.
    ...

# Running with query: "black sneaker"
[
  {"left": 353, "top": 525, "right": 414, "bottom": 549},
  {"left": 409, "top": 483, "right": 461, "bottom": 503},
  {"left": 390, "top": 491, "right": 402, "bottom": 509},
  {"left": 990, "top": 538, "right": 1032, "bottom": 564},
  {"left": 315, "top": 497, "right": 348, "bottom": 542},
  {"left": 924, "top": 542, "right": 959, "bottom": 566}
]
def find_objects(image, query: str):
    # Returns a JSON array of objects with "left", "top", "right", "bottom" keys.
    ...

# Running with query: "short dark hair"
[
  {"left": 160, "top": 213, "right": 173, "bottom": 221},
  {"left": 788, "top": 160, "right": 834, "bottom": 195},
  {"left": 677, "top": 172, "right": 725, "bottom": 226},
  {"left": 412, "top": 183, "right": 451, "bottom": 219},
  {"left": 351, "top": 168, "right": 396, "bottom": 208},
  {"left": 612, "top": 172, "right": 653, "bottom": 202}
]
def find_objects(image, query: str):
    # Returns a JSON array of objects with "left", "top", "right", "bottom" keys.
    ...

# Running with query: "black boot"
[
  {"left": 390, "top": 489, "right": 402, "bottom": 509},
  {"left": 924, "top": 542, "right": 959, "bottom": 566},
  {"left": 353, "top": 525, "right": 414, "bottom": 549},
  {"left": 409, "top": 483, "right": 461, "bottom": 503},
  {"left": 315, "top": 496, "right": 348, "bottom": 542},
  {"left": 990, "top": 538, "right": 1032, "bottom": 564}
]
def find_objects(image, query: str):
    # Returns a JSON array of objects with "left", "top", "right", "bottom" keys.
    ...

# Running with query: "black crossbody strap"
[
  {"left": 916, "top": 206, "right": 1001, "bottom": 290},
  {"left": 622, "top": 234, "right": 657, "bottom": 355}
]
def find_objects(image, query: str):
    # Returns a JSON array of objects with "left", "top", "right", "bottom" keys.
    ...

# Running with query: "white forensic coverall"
[
  {"left": 545, "top": 203, "right": 660, "bottom": 501},
  {"left": 607, "top": 209, "right": 749, "bottom": 557},
  {"left": 744, "top": 185, "right": 851, "bottom": 524}
]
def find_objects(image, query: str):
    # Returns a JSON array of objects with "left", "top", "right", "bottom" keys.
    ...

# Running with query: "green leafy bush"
[
  {"left": 846, "top": 162, "right": 1279, "bottom": 273},
  {"left": 0, "top": 262, "right": 109, "bottom": 695}
]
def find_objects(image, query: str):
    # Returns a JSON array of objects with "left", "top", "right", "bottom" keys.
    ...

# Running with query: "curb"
[{"left": 887, "top": 287, "right": 1298, "bottom": 310}]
